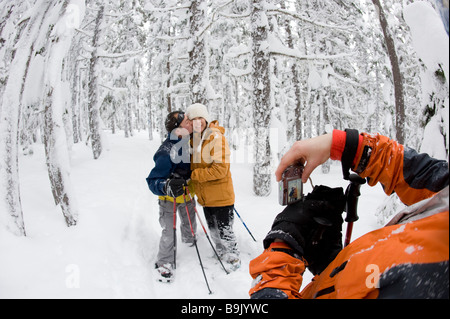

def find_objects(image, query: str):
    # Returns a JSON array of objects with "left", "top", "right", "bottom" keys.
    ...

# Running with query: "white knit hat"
[{"left": 186, "top": 103, "right": 211, "bottom": 123}]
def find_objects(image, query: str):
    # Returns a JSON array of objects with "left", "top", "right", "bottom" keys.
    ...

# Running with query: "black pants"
[{"left": 203, "top": 205, "right": 239, "bottom": 258}]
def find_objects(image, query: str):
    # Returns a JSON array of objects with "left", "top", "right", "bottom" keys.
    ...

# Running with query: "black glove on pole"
[
  {"left": 264, "top": 185, "right": 346, "bottom": 275},
  {"left": 165, "top": 177, "right": 185, "bottom": 198}
]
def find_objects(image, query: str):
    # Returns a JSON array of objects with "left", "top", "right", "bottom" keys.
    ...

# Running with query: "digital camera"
[{"left": 278, "top": 163, "right": 304, "bottom": 206}]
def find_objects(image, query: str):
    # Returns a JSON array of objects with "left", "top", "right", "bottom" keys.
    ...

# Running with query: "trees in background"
[{"left": 1, "top": 0, "right": 447, "bottom": 235}]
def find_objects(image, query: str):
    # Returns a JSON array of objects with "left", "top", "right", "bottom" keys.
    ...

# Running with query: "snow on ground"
[{"left": 0, "top": 131, "right": 385, "bottom": 299}]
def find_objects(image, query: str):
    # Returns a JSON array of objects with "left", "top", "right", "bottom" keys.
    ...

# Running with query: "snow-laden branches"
[
  {"left": 267, "top": 7, "right": 355, "bottom": 33},
  {"left": 96, "top": 48, "right": 144, "bottom": 59},
  {"left": 143, "top": 2, "right": 191, "bottom": 13},
  {"left": 0, "top": 0, "right": 443, "bottom": 235},
  {"left": 99, "top": 83, "right": 128, "bottom": 93},
  {"left": 268, "top": 34, "right": 355, "bottom": 61}
]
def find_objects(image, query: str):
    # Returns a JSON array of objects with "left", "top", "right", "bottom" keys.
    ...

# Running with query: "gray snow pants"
[{"left": 156, "top": 198, "right": 197, "bottom": 267}]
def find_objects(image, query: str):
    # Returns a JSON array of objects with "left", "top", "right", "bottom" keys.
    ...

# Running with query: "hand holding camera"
[
  {"left": 269, "top": 162, "right": 347, "bottom": 275},
  {"left": 275, "top": 133, "right": 333, "bottom": 183},
  {"left": 266, "top": 185, "right": 346, "bottom": 275}
]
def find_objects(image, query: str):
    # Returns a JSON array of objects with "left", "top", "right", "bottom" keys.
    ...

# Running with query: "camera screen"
[{"left": 287, "top": 178, "right": 302, "bottom": 204}]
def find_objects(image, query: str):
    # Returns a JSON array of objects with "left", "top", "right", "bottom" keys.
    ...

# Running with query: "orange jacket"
[
  {"left": 249, "top": 131, "right": 449, "bottom": 299},
  {"left": 190, "top": 121, "right": 235, "bottom": 207}
]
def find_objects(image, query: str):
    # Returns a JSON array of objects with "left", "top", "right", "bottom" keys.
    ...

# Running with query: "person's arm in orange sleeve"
[
  {"left": 249, "top": 186, "right": 346, "bottom": 299},
  {"left": 331, "top": 130, "right": 448, "bottom": 206},
  {"left": 249, "top": 242, "right": 305, "bottom": 299},
  {"left": 276, "top": 130, "right": 448, "bottom": 206},
  {"left": 256, "top": 129, "right": 449, "bottom": 299}
]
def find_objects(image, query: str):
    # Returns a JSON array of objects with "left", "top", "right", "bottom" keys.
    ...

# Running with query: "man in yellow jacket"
[{"left": 146, "top": 111, "right": 197, "bottom": 283}]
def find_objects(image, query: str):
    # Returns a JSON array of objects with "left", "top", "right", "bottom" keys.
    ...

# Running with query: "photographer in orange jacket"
[
  {"left": 250, "top": 0, "right": 449, "bottom": 299},
  {"left": 249, "top": 130, "right": 448, "bottom": 299}
]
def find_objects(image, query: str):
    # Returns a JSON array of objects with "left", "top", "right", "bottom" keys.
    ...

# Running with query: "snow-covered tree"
[
  {"left": 0, "top": 0, "right": 85, "bottom": 234},
  {"left": 0, "top": 0, "right": 36, "bottom": 236},
  {"left": 371, "top": 0, "right": 405, "bottom": 145},
  {"left": 189, "top": 0, "right": 208, "bottom": 105},
  {"left": 251, "top": 0, "right": 272, "bottom": 197},
  {"left": 1, "top": 0, "right": 447, "bottom": 234},
  {"left": 42, "top": 0, "right": 84, "bottom": 227},
  {"left": 87, "top": 4, "right": 104, "bottom": 159}
]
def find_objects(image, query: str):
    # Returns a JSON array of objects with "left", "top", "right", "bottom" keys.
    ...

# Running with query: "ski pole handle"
[
  {"left": 345, "top": 174, "right": 366, "bottom": 223},
  {"left": 344, "top": 174, "right": 365, "bottom": 247}
]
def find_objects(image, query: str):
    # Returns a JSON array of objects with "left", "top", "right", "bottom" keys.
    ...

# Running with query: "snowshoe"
[
  {"left": 227, "top": 257, "right": 241, "bottom": 271},
  {"left": 155, "top": 263, "right": 174, "bottom": 283},
  {"left": 224, "top": 254, "right": 241, "bottom": 272}
]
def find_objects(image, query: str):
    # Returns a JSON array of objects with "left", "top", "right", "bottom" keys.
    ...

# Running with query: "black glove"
[
  {"left": 165, "top": 177, "right": 186, "bottom": 198},
  {"left": 263, "top": 185, "right": 346, "bottom": 275}
]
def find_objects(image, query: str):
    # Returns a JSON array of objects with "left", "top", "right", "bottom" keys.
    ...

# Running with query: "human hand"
[
  {"left": 275, "top": 134, "right": 333, "bottom": 183},
  {"left": 263, "top": 185, "right": 346, "bottom": 275},
  {"left": 165, "top": 177, "right": 186, "bottom": 198}
]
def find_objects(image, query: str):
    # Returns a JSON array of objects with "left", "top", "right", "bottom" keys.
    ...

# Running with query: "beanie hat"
[{"left": 186, "top": 103, "right": 211, "bottom": 123}]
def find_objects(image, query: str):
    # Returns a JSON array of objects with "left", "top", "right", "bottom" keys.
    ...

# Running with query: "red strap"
[
  {"left": 331, "top": 130, "right": 347, "bottom": 161},
  {"left": 331, "top": 130, "right": 363, "bottom": 167}
]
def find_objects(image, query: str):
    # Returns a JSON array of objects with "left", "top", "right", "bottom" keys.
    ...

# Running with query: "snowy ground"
[{"left": 0, "top": 131, "right": 386, "bottom": 299}]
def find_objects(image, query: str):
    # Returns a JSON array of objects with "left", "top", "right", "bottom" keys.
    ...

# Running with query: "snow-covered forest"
[{"left": 0, "top": 0, "right": 448, "bottom": 299}]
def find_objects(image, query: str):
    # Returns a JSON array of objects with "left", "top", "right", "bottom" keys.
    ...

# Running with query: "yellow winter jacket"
[{"left": 190, "top": 121, "right": 235, "bottom": 207}]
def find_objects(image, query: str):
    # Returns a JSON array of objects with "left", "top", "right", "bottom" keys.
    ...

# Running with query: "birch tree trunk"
[
  {"left": 372, "top": 0, "right": 405, "bottom": 144},
  {"left": 0, "top": 0, "right": 55, "bottom": 236},
  {"left": 43, "top": 89, "right": 78, "bottom": 226},
  {"left": 42, "top": 0, "right": 83, "bottom": 227},
  {"left": 189, "top": 0, "right": 208, "bottom": 105},
  {"left": 251, "top": 0, "right": 272, "bottom": 197},
  {"left": 87, "top": 4, "right": 104, "bottom": 159},
  {"left": 71, "top": 59, "right": 82, "bottom": 144},
  {"left": 146, "top": 51, "right": 154, "bottom": 140},
  {"left": 282, "top": 3, "right": 302, "bottom": 141}
]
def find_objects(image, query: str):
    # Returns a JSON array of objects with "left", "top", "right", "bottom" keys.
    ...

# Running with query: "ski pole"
[
  {"left": 182, "top": 193, "right": 212, "bottom": 294},
  {"left": 233, "top": 207, "right": 257, "bottom": 242},
  {"left": 344, "top": 174, "right": 366, "bottom": 247},
  {"left": 173, "top": 199, "right": 177, "bottom": 269},
  {"left": 185, "top": 189, "right": 229, "bottom": 275}
]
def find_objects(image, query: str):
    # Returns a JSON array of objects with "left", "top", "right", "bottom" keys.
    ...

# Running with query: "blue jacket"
[{"left": 146, "top": 135, "right": 192, "bottom": 200}]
